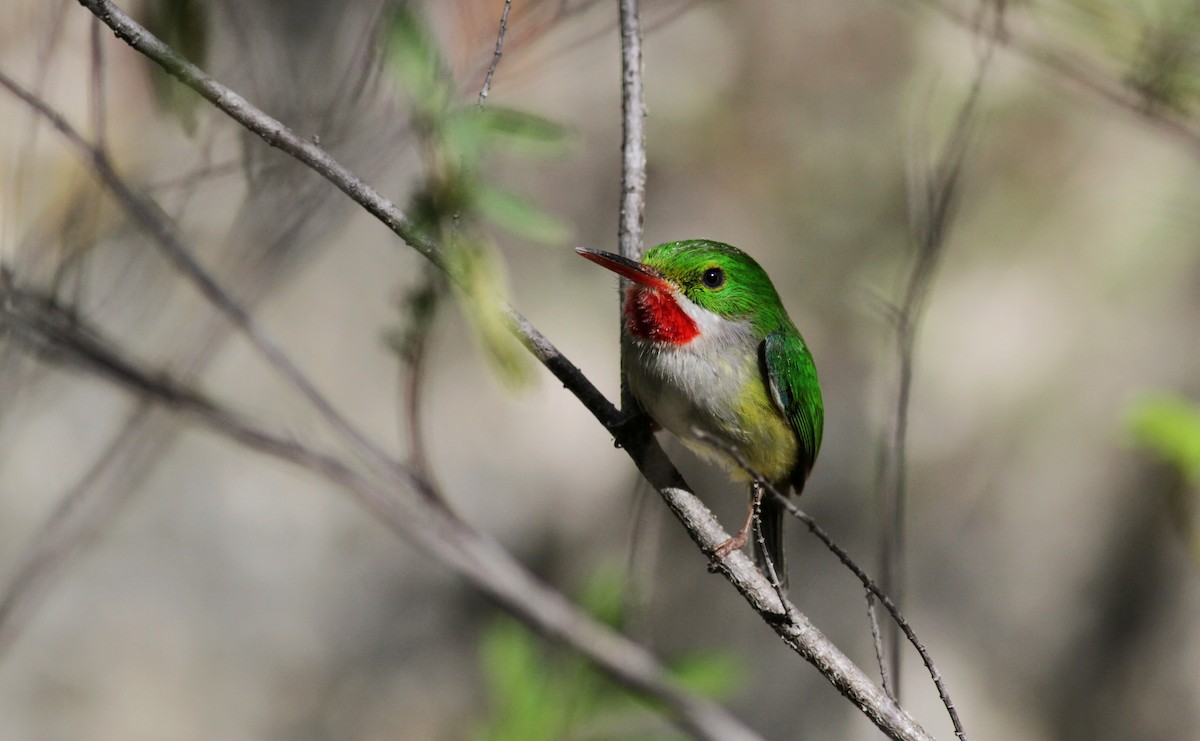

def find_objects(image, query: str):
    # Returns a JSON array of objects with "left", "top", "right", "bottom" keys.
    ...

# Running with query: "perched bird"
[{"left": 578, "top": 240, "right": 823, "bottom": 585}]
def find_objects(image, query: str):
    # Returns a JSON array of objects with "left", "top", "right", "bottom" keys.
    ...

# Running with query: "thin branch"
[
  {"left": 868, "top": 593, "right": 895, "bottom": 700},
  {"left": 477, "top": 0, "right": 513, "bottom": 108},
  {"left": 394, "top": 267, "right": 445, "bottom": 480},
  {"left": 617, "top": 0, "right": 647, "bottom": 264},
  {"left": 89, "top": 16, "right": 107, "bottom": 147},
  {"left": 616, "top": 0, "right": 648, "bottom": 422},
  {"left": 72, "top": 4, "right": 936, "bottom": 737}
]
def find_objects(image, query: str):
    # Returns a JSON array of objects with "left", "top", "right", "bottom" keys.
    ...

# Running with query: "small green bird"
[{"left": 578, "top": 240, "right": 823, "bottom": 585}]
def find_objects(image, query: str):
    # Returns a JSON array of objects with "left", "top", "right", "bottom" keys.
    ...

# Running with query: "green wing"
[{"left": 762, "top": 330, "right": 824, "bottom": 489}]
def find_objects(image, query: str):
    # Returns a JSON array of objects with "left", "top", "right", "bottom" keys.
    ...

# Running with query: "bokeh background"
[{"left": 2, "top": 0, "right": 1200, "bottom": 739}]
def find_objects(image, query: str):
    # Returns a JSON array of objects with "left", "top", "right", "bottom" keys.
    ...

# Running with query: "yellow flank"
[{"left": 730, "top": 374, "right": 797, "bottom": 483}]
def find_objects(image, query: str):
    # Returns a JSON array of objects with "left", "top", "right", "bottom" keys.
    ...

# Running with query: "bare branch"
[
  {"left": 477, "top": 0, "right": 513, "bottom": 108},
  {"left": 868, "top": 593, "right": 895, "bottom": 700},
  {"left": 616, "top": 0, "right": 648, "bottom": 417},
  {"left": 617, "top": 0, "right": 647, "bottom": 263},
  {"left": 89, "top": 16, "right": 107, "bottom": 146}
]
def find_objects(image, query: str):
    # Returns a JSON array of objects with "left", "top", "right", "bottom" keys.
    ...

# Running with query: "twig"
[
  {"left": 89, "top": 16, "right": 106, "bottom": 147},
  {"left": 477, "top": 0, "right": 513, "bottom": 108},
  {"left": 617, "top": 0, "right": 647, "bottom": 264},
  {"left": 868, "top": 592, "right": 895, "bottom": 699},
  {"left": 788, "top": 494, "right": 966, "bottom": 740},
  {"left": 616, "top": 0, "right": 648, "bottom": 422},
  {"left": 395, "top": 267, "right": 445, "bottom": 480},
  {"left": 749, "top": 486, "right": 792, "bottom": 620}
]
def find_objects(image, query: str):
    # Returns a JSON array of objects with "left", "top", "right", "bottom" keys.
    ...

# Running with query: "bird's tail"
[{"left": 754, "top": 488, "right": 788, "bottom": 589}]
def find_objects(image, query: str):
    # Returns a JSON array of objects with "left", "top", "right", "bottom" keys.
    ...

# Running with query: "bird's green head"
[
  {"left": 577, "top": 240, "right": 787, "bottom": 341},
  {"left": 641, "top": 240, "right": 784, "bottom": 321}
]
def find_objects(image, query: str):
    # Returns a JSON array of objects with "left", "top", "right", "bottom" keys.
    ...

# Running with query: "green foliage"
[
  {"left": 1128, "top": 393, "right": 1200, "bottom": 484},
  {"left": 381, "top": 9, "right": 574, "bottom": 387},
  {"left": 472, "top": 566, "right": 743, "bottom": 741},
  {"left": 1128, "top": 393, "right": 1200, "bottom": 563},
  {"left": 384, "top": 9, "right": 452, "bottom": 118},
  {"left": 475, "top": 185, "right": 573, "bottom": 245}
]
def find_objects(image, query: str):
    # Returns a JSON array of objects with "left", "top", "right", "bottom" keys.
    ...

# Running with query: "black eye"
[{"left": 701, "top": 267, "right": 725, "bottom": 289}]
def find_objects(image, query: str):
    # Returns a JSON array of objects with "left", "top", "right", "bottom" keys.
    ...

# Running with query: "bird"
[{"left": 577, "top": 239, "right": 823, "bottom": 586}]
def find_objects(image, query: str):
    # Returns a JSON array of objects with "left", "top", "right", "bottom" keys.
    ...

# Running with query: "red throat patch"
[{"left": 624, "top": 286, "right": 700, "bottom": 344}]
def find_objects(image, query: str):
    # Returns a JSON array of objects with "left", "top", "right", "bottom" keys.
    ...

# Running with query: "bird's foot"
[{"left": 707, "top": 529, "right": 749, "bottom": 573}]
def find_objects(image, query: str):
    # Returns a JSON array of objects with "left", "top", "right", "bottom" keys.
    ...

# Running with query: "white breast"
[{"left": 623, "top": 290, "right": 759, "bottom": 462}]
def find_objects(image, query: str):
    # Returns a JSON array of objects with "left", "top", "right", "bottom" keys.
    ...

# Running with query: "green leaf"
[
  {"left": 382, "top": 8, "right": 450, "bottom": 116},
  {"left": 476, "top": 619, "right": 572, "bottom": 741},
  {"left": 1128, "top": 393, "right": 1200, "bottom": 484},
  {"left": 669, "top": 652, "right": 743, "bottom": 700},
  {"left": 141, "top": 0, "right": 209, "bottom": 134},
  {"left": 448, "top": 239, "right": 533, "bottom": 389},
  {"left": 577, "top": 566, "right": 627, "bottom": 629},
  {"left": 475, "top": 185, "right": 572, "bottom": 245},
  {"left": 472, "top": 567, "right": 747, "bottom": 741},
  {"left": 476, "top": 107, "right": 574, "bottom": 156}
]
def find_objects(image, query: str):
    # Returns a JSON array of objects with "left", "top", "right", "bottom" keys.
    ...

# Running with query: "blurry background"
[{"left": 2, "top": 0, "right": 1200, "bottom": 739}]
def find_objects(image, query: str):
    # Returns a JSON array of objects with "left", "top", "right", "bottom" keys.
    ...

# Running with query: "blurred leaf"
[
  {"left": 444, "top": 108, "right": 572, "bottom": 165},
  {"left": 383, "top": 8, "right": 451, "bottom": 117},
  {"left": 477, "top": 619, "right": 574, "bottom": 741},
  {"left": 668, "top": 652, "right": 743, "bottom": 700},
  {"left": 477, "top": 107, "right": 575, "bottom": 156},
  {"left": 1128, "top": 393, "right": 1200, "bottom": 484},
  {"left": 449, "top": 240, "right": 533, "bottom": 388},
  {"left": 1128, "top": 393, "right": 1200, "bottom": 564},
  {"left": 443, "top": 110, "right": 491, "bottom": 168},
  {"left": 473, "top": 566, "right": 745, "bottom": 740},
  {"left": 141, "top": 0, "right": 209, "bottom": 134},
  {"left": 476, "top": 185, "right": 573, "bottom": 245},
  {"left": 577, "top": 565, "right": 627, "bottom": 629}
]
